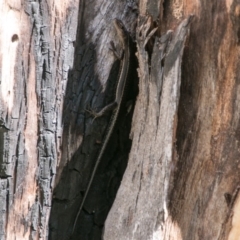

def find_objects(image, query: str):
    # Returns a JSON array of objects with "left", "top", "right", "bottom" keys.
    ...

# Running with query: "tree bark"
[
  {"left": 104, "top": 14, "right": 192, "bottom": 239},
  {"left": 1, "top": 0, "right": 240, "bottom": 240},
  {"left": 105, "top": 0, "right": 240, "bottom": 239},
  {"left": 0, "top": 0, "right": 79, "bottom": 239}
]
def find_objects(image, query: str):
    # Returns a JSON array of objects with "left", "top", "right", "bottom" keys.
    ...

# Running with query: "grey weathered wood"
[
  {"left": 48, "top": 1, "right": 138, "bottom": 240},
  {"left": 0, "top": 179, "right": 7, "bottom": 240},
  {"left": 3, "top": 0, "right": 240, "bottom": 239},
  {"left": 103, "top": 16, "right": 192, "bottom": 240},
  {"left": 104, "top": 0, "right": 240, "bottom": 239},
  {"left": 0, "top": 0, "right": 79, "bottom": 239},
  {"left": 1, "top": 0, "right": 138, "bottom": 238}
]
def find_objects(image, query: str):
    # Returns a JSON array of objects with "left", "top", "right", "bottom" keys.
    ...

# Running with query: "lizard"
[{"left": 71, "top": 18, "right": 132, "bottom": 237}]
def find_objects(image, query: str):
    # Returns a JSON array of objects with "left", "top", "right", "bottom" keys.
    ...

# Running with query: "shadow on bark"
[{"left": 48, "top": 8, "right": 138, "bottom": 240}]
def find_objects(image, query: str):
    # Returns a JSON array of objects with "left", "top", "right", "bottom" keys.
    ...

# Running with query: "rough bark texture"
[
  {"left": 104, "top": 15, "right": 192, "bottom": 240},
  {"left": 0, "top": 0, "right": 78, "bottom": 239},
  {"left": 49, "top": 1, "right": 138, "bottom": 240},
  {"left": 2, "top": 0, "right": 240, "bottom": 240},
  {"left": 105, "top": 0, "right": 240, "bottom": 239},
  {"left": 1, "top": 0, "right": 138, "bottom": 239}
]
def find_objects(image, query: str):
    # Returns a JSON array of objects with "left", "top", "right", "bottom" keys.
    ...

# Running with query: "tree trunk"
[
  {"left": 1, "top": 0, "right": 240, "bottom": 240},
  {"left": 0, "top": 0, "right": 79, "bottom": 239},
  {"left": 105, "top": 0, "right": 240, "bottom": 239}
]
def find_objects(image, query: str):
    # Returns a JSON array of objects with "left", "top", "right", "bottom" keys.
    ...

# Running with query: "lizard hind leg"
[
  {"left": 86, "top": 101, "right": 118, "bottom": 123},
  {"left": 85, "top": 107, "right": 100, "bottom": 123}
]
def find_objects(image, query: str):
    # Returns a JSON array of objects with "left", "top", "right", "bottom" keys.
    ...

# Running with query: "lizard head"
[{"left": 113, "top": 19, "right": 128, "bottom": 42}]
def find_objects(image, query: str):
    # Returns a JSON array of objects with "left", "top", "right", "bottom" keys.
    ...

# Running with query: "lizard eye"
[{"left": 116, "top": 19, "right": 123, "bottom": 27}]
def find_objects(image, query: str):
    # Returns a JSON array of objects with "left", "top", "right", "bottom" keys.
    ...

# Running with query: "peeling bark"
[
  {"left": 103, "top": 15, "right": 192, "bottom": 240},
  {"left": 2, "top": 0, "right": 240, "bottom": 240},
  {"left": 0, "top": 0, "right": 78, "bottom": 239},
  {"left": 48, "top": 1, "right": 138, "bottom": 240}
]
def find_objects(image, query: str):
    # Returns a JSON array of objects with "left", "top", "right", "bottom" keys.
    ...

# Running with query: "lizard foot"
[{"left": 85, "top": 105, "right": 101, "bottom": 123}]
